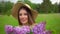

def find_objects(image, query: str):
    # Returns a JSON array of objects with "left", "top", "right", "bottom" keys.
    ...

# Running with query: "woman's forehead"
[{"left": 19, "top": 9, "right": 28, "bottom": 13}]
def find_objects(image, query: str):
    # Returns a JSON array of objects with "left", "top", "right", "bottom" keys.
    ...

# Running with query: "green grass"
[{"left": 0, "top": 13, "right": 60, "bottom": 34}]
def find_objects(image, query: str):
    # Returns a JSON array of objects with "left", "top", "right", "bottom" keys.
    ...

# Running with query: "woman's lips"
[{"left": 21, "top": 19, "right": 26, "bottom": 22}]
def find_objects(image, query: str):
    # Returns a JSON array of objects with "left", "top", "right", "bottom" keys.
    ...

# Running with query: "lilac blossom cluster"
[
  {"left": 5, "top": 22, "right": 52, "bottom": 34},
  {"left": 32, "top": 22, "right": 52, "bottom": 34},
  {"left": 5, "top": 25, "right": 30, "bottom": 34}
]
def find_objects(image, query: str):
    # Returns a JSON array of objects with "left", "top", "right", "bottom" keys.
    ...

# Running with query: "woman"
[{"left": 5, "top": 2, "right": 52, "bottom": 34}]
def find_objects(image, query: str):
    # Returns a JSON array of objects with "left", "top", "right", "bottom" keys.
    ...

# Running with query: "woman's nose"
[{"left": 21, "top": 15, "right": 25, "bottom": 18}]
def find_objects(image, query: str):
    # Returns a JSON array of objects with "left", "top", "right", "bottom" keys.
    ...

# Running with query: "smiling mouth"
[{"left": 21, "top": 20, "right": 26, "bottom": 22}]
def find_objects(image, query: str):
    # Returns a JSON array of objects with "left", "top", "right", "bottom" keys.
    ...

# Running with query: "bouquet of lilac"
[
  {"left": 32, "top": 21, "right": 52, "bottom": 34},
  {"left": 5, "top": 22, "right": 52, "bottom": 34},
  {"left": 5, "top": 25, "right": 30, "bottom": 34}
]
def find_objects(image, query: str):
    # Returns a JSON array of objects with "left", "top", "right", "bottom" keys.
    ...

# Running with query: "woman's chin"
[{"left": 21, "top": 22, "right": 27, "bottom": 24}]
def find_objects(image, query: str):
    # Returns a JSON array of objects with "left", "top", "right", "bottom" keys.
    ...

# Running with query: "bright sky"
[
  {"left": 0, "top": 0, "right": 60, "bottom": 4},
  {"left": 50, "top": 0, "right": 60, "bottom": 4},
  {"left": 30, "top": 0, "right": 60, "bottom": 4}
]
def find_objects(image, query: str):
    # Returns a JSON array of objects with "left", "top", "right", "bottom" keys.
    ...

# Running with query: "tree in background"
[
  {"left": 40, "top": 0, "right": 52, "bottom": 13},
  {"left": 58, "top": 3, "right": 60, "bottom": 13},
  {"left": 52, "top": 3, "right": 59, "bottom": 13},
  {"left": 0, "top": 1, "right": 14, "bottom": 15}
]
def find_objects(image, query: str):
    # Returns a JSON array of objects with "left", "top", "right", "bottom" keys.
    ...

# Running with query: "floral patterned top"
[{"left": 5, "top": 21, "right": 52, "bottom": 34}]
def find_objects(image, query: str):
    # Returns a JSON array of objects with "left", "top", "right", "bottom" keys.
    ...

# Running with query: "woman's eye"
[
  {"left": 24, "top": 13, "right": 28, "bottom": 15},
  {"left": 19, "top": 14, "right": 22, "bottom": 16}
]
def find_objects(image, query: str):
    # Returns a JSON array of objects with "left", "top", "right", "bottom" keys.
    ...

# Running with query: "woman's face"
[{"left": 19, "top": 9, "right": 28, "bottom": 25}]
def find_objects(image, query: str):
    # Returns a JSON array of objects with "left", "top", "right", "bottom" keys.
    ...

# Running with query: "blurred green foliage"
[
  {"left": 0, "top": 1, "right": 13, "bottom": 15},
  {"left": 0, "top": 0, "right": 59, "bottom": 15}
]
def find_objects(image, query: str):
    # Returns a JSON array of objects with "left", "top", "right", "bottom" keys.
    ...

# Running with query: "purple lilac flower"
[
  {"left": 5, "top": 25, "right": 13, "bottom": 32},
  {"left": 32, "top": 21, "right": 46, "bottom": 34},
  {"left": 13, "top": 27, "right": 22, "bottom": 34},
  {"left": 5, "top": 25, "right": 13, "bottom": 34},
  {"left": 32, "top": 25, "right": 38, "bottom": 34},
  {"left": 13, "top": 26, "right": 30, "bottom": 34},
  {"left": 37, "top": 21, "right": 46, "bottom": 32},
  {"left": 43, "top": 30, "right": 52, "bottom": 34},
  {"left": 22, "top": 26, "right": 30, "bottom": 33}
]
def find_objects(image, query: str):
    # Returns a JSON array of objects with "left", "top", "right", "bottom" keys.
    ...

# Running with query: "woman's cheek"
[{"left": 25, "top": 15, "right": 28, "bottom": 22}]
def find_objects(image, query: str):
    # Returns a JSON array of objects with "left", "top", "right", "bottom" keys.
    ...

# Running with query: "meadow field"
[{"left": 0, "top": 13, "right": 60, "bottom": 34}]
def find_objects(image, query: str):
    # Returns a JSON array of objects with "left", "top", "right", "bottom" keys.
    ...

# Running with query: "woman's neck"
[
  {"left": 22, "top": 23, "right": 29, "bottom": 26},
  {"left": 30, "top": 23, "right": 37, "bottom": 29}
]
